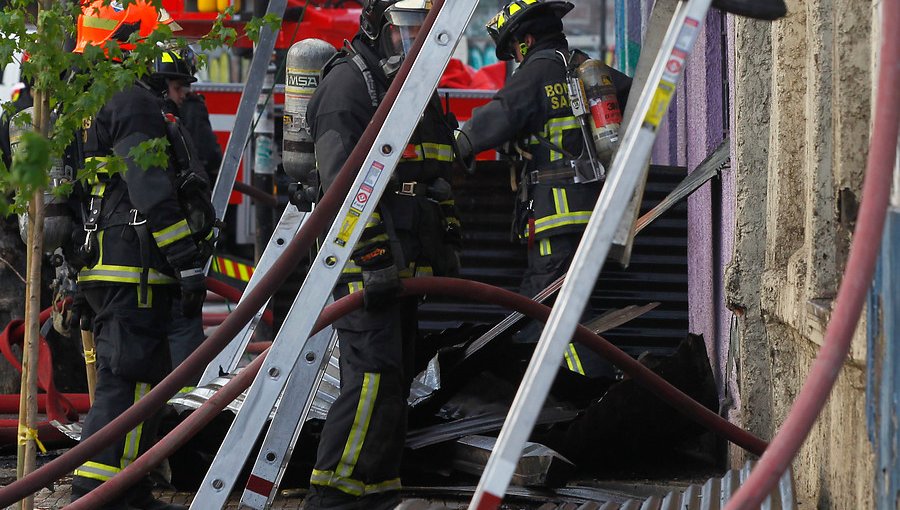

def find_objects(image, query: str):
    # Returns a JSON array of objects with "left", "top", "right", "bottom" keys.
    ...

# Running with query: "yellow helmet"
[{"left": 486, "top": 0, "right": 573, "bottom": 60}]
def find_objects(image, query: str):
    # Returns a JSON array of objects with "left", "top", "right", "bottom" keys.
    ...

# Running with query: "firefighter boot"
[
  {"left": 301, "top": 485, "right": 401, "bottom": 510},
  {"left": 129, "top": 490, "right": 187, "bottom": 510}
]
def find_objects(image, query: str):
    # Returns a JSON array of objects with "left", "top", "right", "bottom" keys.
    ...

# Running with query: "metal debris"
[
  {"left": 405, "top": 407, "right": 578, "bottom": 450},
  {"left": 409, "top": 355, "right": 442, "bottom": 407},
  {"left": 49, "top": 420, "right": 82, "bottom": 442},
  {"left": 450, "top": 435, "right": 574, "bottom": 486},
  {"left": 532, "top": 461, "right": 796, "bottom": 510},
  {"left": 168, "top": 346, "right": 343, "bottom": 422}
]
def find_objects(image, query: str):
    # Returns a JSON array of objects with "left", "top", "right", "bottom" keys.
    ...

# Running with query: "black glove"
[
  {"left": 71, "top": 290, "right": 93, "bottom": 332},
  {"left": 361, "top": 265, "right": 402, "bottom": 312},
  {"left": 455, "top": 130, "right": 477, "bottom": 175},
  {"left": 178, "top": 267, "right": 206, "bottom": 318}
]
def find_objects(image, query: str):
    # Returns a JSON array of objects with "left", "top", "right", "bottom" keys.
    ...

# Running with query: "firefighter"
[
  {"left": 303, "top": 0, "right": 461, "bottom": 508},
  {"left": 167, "top": 46, "right": 222, "bottom": 181},
  {"left": 68, "top": 2, "right": 202, "bottom": 509},
  {"left": 458, "top": 0, "right": 631, "bottom": 299},
  {"left": 148, "top": 48, "right": 210, "bottom": 373},
  {"left": 456, "top": 0, "right": 631, "bottom": 377}
]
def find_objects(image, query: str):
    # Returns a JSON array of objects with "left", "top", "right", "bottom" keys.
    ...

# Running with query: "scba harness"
[
  {"left": 518, "top": 48, "right": 605, "bottom": 186},
  {"left": 74, "top": 107, "right": 216, "bottom": 298}
]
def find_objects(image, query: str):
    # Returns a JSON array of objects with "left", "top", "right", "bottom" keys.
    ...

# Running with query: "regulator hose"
[
  {"left": 232, "top": 181, "right": 278, "bottom": 209},
  {"left": 66, "top": 277, "right": 767, "bottom": 509},
  {"left": 725, "top": 2, "right": 900, "bottom": 508},
  {"left": 0, "top": 0, "right": 445, "bottom": 504}
]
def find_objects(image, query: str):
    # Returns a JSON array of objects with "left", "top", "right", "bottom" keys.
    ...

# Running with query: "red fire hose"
[
  {"left": 0, "top": 280, "right": 270, "bottom": 421},
  {"left": 725, "top": 2, "right": 900, "bottom": 508},
  {"left": 205, "top": 278, "right": 274, "bottom": 327},
  {"left": 0, "top": 0, "right": 444, "bottom": 503},
  {"left": 66, "top": 277, "right": 768, "bottom": 509},
  {"left": 0, "top": 300, "right": 78, "bottom": 423}
]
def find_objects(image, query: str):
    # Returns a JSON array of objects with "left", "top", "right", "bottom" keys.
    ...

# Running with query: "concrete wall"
[{"left": 725, "top": 0, "right": 877, "bottom": 508}]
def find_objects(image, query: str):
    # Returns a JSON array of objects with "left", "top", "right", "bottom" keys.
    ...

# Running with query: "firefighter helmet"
[
  {"left": 152, "top": 49, "right": 197, "bottom": 83},
  {"left": 486, "top": 0, "right": 573, "bottom": 61},
  {"left": 380, "top": 0, "right": 431, "bottom": 58},
  {"left": 360, "top": 0, "right": 400, "bottom": 40},
  {"left": 360, "top": 0, "right": 431, "bottom": 41},
  {"left": 74, "top": 0, "right": 181, "bottom": 55}
]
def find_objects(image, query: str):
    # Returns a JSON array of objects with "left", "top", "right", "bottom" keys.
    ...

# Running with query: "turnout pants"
[
  {"left": 306, "top": 290, "right": 418, "bottom": 510},
  {"left": 519, "top": 233, "right": 614, "bottom": 379},
  {"left": 72, "top": 284, "right": 174, "bottom": 507}
]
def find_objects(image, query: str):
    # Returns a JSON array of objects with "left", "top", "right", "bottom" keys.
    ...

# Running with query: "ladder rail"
[
  {"left": 199, "top": 204, "right": 310, "bottom": 385},
  {"left": 190, "top": 1, "right": 477, "bottom": 506},
  {"left": 208, "top": 0, "right": 288, "bottom": 224},
  {"left": 239, "top": 329, "right": 339, "bottom": 509},
  {"left": 469, "top": 1, "right": 713, "bottom": 507}
]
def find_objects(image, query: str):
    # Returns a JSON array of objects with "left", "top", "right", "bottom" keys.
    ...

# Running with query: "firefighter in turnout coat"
[
  {"left": 69, "top": 3, "right": 204, "bottom": 509},
  {"left": 456, "top": 0, "right": 631, "bottom": 377},
  {"left": 303, "top": 0, "right": 461, "bottom": 508}
]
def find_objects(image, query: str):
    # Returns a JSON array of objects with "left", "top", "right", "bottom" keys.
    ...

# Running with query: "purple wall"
[{"left": 636, "top": 7, "right": 732, "bottom": 397}]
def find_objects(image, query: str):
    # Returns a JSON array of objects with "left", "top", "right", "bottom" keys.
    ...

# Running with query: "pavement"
[
  {"left": 0, "top": 455, "right": 474, "bottom": 510},
  {"left": 13, "top": 479, "right": 473, "bottom": 510}
]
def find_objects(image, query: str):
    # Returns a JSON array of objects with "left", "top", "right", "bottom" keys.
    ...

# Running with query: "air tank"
[
  {"left": 576, "top": 59, "right": 622, "bottom": 165},
  {"left": 282, "top": 38, "right": 337, "bottom": 184}
]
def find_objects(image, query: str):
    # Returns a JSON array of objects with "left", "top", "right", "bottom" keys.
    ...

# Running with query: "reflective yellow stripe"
[
  {"left": 153, "top": 219, "right": 191, "bottom": 248},
  {"left": 336, "top": 372, "right": 380, "bottom": 478},
  {"left": 342, "top": 258, "right": 363, "bottom": 275},
  {"left": 212, "top": 258, "right": 258, "bottom": 282},
  {"left": 533, "top": 211, "right": 592, "bottom": 235},
  {"left": 237, "top": 263, "right": 250, "bottom": 281},
  {"left": 421, "top": 143, "right": 454, "bottom": 162},
  {"left": 539, "top": 238, "right": 551, "bottom": 256},
  {"left": 78, "top": 264, "right": 177, "bottom": 285},
  {"left": 356, "top": 233, "right": 390, "bottom": 247},
  {"left": 552, "top": 188, "right": 570, "bottom": 214},
  {"left": 414, "top": 265, "right": 433, "bottom": 277},
  {"left": 222, "top": 258, "right": 236, "bottom": 278},
  {"left": 400, "top": 143, "right": 454, "bottom": 162},
  {"left": 121, "top": 383, "right": 151, "bottom": 468},
  {"left": 544, "top": 116, "right": 580, "bottom": 162},
  {"left": 310, "top": 469, "right": 401, "bottom": 497},
  {"left": 137, "top": 286, "right": 153, "bottom": 308},
  {"left": 365, "top": 212, "right": 382, "bottom": 228},
  {"left": 564, "top": 343, "right": 585, "bottom": 375},
  {"left": 82, "top": 16, "right": 120, "bottom": 30},
  {"left": 75, "top": 461, "right": 121, "bottom": 482},
  {"left": 347, "top": 281, "right": 363, "bottom": 293}
]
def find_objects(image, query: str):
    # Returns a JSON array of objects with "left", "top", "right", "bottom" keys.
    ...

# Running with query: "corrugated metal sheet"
[
  {"left": 394, "top": 462, "right": 794, "bottom": 509},
  {"left": 418, "top": 164, "right": 689, "bottom": 357},
  {"left": 530, "top": 461, "right": 795, "bottom": 510}
]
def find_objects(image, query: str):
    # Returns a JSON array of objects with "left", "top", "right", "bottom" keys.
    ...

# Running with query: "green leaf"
[
  {"left": 10, "top": 131, "right": 51, "bottom": 190},
  {"left": 128, "top": 137, "right": 170, "bottom": 171},
  {"left": 244, "top": 14, "right": 283, "bottom": 43}
]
